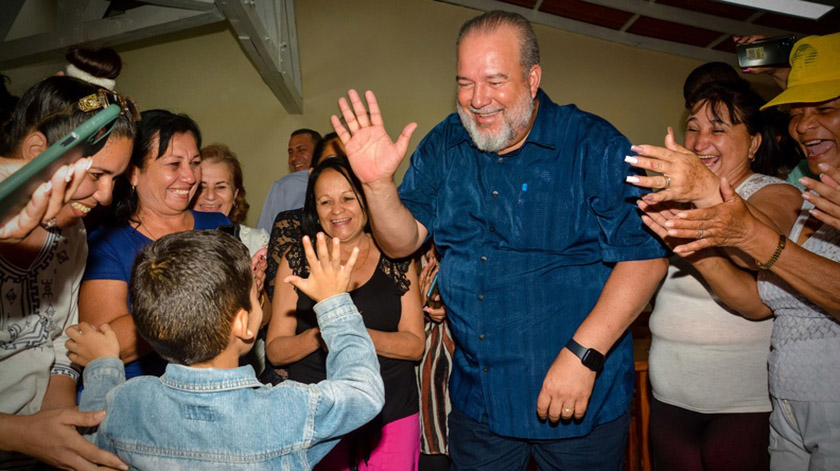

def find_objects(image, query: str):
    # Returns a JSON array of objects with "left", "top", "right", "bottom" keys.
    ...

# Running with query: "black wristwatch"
[{"left": 565, "top": 338, "right": 605, "bottom": 373}]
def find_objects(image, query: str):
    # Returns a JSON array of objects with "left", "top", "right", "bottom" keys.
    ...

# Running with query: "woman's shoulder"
[
  {"left": 191, "top": 210, "right": 231, "bottom": 229},
  {"left": 740, "top": 173, "right": 799, "bottom": 200},
  {"left": 377, "top": 254, "right": 412, "bottom": 295},
  {"left": 87, "top": 222, "right": 143, "bottom": 254}
]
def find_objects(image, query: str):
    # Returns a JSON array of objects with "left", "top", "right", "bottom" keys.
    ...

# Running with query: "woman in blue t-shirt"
[{"left": 79, "top": 110, "right": 229, "bottom": 379}]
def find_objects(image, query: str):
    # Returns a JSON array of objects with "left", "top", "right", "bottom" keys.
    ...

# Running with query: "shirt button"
[
  {"left": 479, "top": 334, "right": 485, "bottom": 340},
  {"left": 491, "top": 190, "right": 499, "bottom": 198},
  {"left": 483, "top": 367, "right": 489, "bottom": 372},
  {"left": 488, "top": 226, "right": 495, "bottom": 232},
  {"left": 480, "top": 256, "right": 487, "bottom": 262},
  {"left": 478, "top": 294, "right": 484, "bottom": 301},
  {"left": 497, "top": 157, "right": 504, "bottom": 164}
]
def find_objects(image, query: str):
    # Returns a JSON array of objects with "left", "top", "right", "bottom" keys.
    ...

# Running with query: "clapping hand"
[
  {"left": 801, "top": 163, "right": 840, "bottom": 231},
  {"left": 626, "top": 128, "right": 720, "bottom": 208}
]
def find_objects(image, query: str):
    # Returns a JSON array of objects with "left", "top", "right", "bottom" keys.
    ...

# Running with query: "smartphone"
[
  {"left": 426, "top": 272, "right": 442, "bottom": 309},
  {"left": 218, "top": 224, "right": 242, "bottom": 241},
  {"left": 737, "top": 35, "right": 796, "bottom": 69},
  {"left": 0, "top": 104, "right": 122, "bottom": 224}
]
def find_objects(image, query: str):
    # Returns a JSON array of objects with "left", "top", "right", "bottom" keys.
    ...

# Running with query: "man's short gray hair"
[{"left": 456, "top": 10, "right": 540, "bottom": 77}]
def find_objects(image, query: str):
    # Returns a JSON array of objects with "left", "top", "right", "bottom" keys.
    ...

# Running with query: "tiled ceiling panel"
[
  {"left": 752, "top": 9, "right": 840, "bottom": 36},
  {"left": 539, "top": 0, "right": 634, "bottom": 31},
  {"left": 655, "top": 0, "right": 759, "bottom": 21},
  {"left": 626, "top": 16, "right": 723, "bottom": 47},
  {"left": 438, "top": 0, "right": 836, "bottom": 63}
]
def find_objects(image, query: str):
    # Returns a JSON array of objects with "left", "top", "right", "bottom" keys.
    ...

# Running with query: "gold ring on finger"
[
  {"left": 698, "top": 228, "right": 704, "bottom": 239},
  {"left": 563, "top": 408, "right": 574, "bottom": 414},
  {"left": 664, "top": 175, "right": 672, "bottom": 188}
]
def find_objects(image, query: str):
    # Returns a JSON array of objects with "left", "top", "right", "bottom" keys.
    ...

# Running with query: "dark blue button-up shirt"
[{"left": 398, "top": 89, "right": 665, "bottom": 438}]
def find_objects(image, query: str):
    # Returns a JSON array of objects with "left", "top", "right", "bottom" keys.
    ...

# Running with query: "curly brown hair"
[{"left": 199, "top": 143, "right": 250, "bottom": 224}]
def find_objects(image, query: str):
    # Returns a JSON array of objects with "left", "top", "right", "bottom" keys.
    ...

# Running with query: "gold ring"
[
  {"left": 698, "top": 229, "right": 704, "bottom": 239},
  {"left": 664, "top": 176, "right": 672, "bottom": 188},
  {"left": 563, "top": 408, "right": 574, "bottom": 414}
]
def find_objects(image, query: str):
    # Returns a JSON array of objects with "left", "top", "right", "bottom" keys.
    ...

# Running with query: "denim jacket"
[{"left": 80, "top": 293, "right": 384, "bottom": 470}]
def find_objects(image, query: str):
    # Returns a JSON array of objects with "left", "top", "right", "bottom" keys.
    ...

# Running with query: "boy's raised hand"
[
  {"left": 66, "top": 322, "right": 120, "bottom": 367},
  {"left": 284, "top": 232, "right": 359, "bottom": 303}
]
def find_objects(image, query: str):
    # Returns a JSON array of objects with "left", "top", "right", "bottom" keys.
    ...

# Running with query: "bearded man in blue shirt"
[{"left": 332, "top": 10, "right": 667, "bottom": 470}]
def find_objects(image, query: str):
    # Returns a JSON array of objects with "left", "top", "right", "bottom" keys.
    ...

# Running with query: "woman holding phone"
[{"left": 0, "top": 75, "right": 136, "bottom": 470}]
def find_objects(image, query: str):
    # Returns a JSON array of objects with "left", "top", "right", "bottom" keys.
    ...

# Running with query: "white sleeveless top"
[
  {"left": 758, "top": 198, "right": 840, "bottom": 402},
  {"left": 649, "top": 174, "right": 790, "bottom": 413}
]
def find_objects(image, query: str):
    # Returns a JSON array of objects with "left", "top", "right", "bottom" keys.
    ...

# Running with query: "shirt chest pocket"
[{"left": 504, "top": 182, "right": 580, "bottom": 252}]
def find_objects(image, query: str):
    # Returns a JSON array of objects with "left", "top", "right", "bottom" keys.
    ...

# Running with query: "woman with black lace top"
[{"left": 266, "top": 155, "right": 424, "bottom": 471}]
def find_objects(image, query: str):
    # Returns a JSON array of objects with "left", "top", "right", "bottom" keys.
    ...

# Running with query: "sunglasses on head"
[{"left": 76, "top": 89, "right": 141, "bottom": 146}]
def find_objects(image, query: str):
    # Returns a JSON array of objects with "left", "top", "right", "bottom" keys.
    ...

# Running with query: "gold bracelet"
[{"left": 755, "top": 234, "right": 786, "bottom": 270}]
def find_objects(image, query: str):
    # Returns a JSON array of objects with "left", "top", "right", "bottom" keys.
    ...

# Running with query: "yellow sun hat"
[{"left": 761, "top": 32, "right": 840, "bottom": 110}]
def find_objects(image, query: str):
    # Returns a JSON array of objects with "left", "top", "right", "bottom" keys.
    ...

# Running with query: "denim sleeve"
[
  {"left": 78, "top": 357, "right": 124, "bottom": 444},
  {"left": 306, "top": 293, "right": 385, "bottom": 463}
]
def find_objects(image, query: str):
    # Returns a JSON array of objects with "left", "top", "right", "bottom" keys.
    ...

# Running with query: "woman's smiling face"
[
  {"left": 194, "top": 161, "right": 237, "bottom": 217},
  {"left": 131, "top": 132, "right": 201, "bottom": 216},
  {"left": 314, "top": 168, "right": 366, "bottom": 243},
  {"left": 57, "top": 136, "right": 133, "bottom": 224},
  {"left": 788, "top": 96, "right": 840, "bottom": 174},
  {"left": 684, "top": 100, "right": 759, "bottom": 182}
]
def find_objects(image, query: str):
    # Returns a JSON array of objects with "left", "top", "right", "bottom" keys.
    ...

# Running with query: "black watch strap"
[{"left": 565, "top": 338, "right": 605, "bottom": 373}]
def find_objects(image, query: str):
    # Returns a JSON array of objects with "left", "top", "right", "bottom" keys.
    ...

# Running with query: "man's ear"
[
  {"left": 528, "top": 64, "right": 542, "bottom": 98},
  {"left": 231, "top": 308, "right": 256, "bottom": 341},
  {"left": 20, "top": 132, "right": 49, "bottom": 162}
]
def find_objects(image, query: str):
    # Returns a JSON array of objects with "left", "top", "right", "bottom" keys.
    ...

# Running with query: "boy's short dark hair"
[{"left": 129, "top": 230, "right": 253, "bottom": 365}]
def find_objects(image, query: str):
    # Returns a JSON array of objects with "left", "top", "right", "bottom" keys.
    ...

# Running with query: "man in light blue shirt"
[
  {"left": 257, "top": 129, "right": 321, "bottom": 232},
  {"left": 69, "top": 230, "right": 383, "bottom": 470}
]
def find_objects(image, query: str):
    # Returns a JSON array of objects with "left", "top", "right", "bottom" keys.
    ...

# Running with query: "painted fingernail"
[
  {"left": 664, "top": 221, "right": 674, "bottom": 227},
  {"left": 43, "top": 181, "right": 52, "bottom": 192},
  {"left": 741, "top": 68, "right": 751, "bottom": 73},
  {"left": 818, "top": 163, "right": 830, "bottom": 172},
  {"left": 802, "top": 192, "right": 811, "bottom": 200},
  {"left": 799, "top": 177, "right": 809, "bottom": 186},
  {"left": 624, "top": 155, "right": 638, "bottom": 165},
  {"left": 65, "top": 168, "right": 73, "bottom": 182},
  {"left": 625, "top": 176, "right": 640, "bottom": 183},
  {"left": 630, "top": 145, "right": 643, "bottom": 153}
]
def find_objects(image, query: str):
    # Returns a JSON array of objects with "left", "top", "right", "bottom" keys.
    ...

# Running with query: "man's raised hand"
[{"left": 331, "top": 90, "right": 417, "bottom": 186}]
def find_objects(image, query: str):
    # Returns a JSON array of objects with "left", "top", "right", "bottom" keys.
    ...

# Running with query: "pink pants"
[{"left": 316, "top": 413, "right": 420, "bottom": 471}]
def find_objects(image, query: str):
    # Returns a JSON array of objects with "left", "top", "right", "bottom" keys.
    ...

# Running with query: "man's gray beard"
[{"left": 457, "top": 89, "right": 535, "bottom": 153}]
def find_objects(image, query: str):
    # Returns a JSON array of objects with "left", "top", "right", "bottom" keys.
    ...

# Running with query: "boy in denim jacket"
[{"left": 66, "top": 230, "right": 384, "bottom": 470}]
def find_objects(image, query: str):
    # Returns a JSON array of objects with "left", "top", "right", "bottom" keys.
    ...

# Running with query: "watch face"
[{"left": 582, "top": 350, "right": 605, "bottom": 372}]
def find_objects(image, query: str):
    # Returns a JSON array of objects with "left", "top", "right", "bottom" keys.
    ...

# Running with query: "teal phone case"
[{"left": 0, "top": 104, "right": 122, "bottom": 223}]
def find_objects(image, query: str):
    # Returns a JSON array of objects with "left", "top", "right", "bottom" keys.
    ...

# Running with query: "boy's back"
[{"left": 72, "top": 231, "right": 383, "bottom": 470}]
